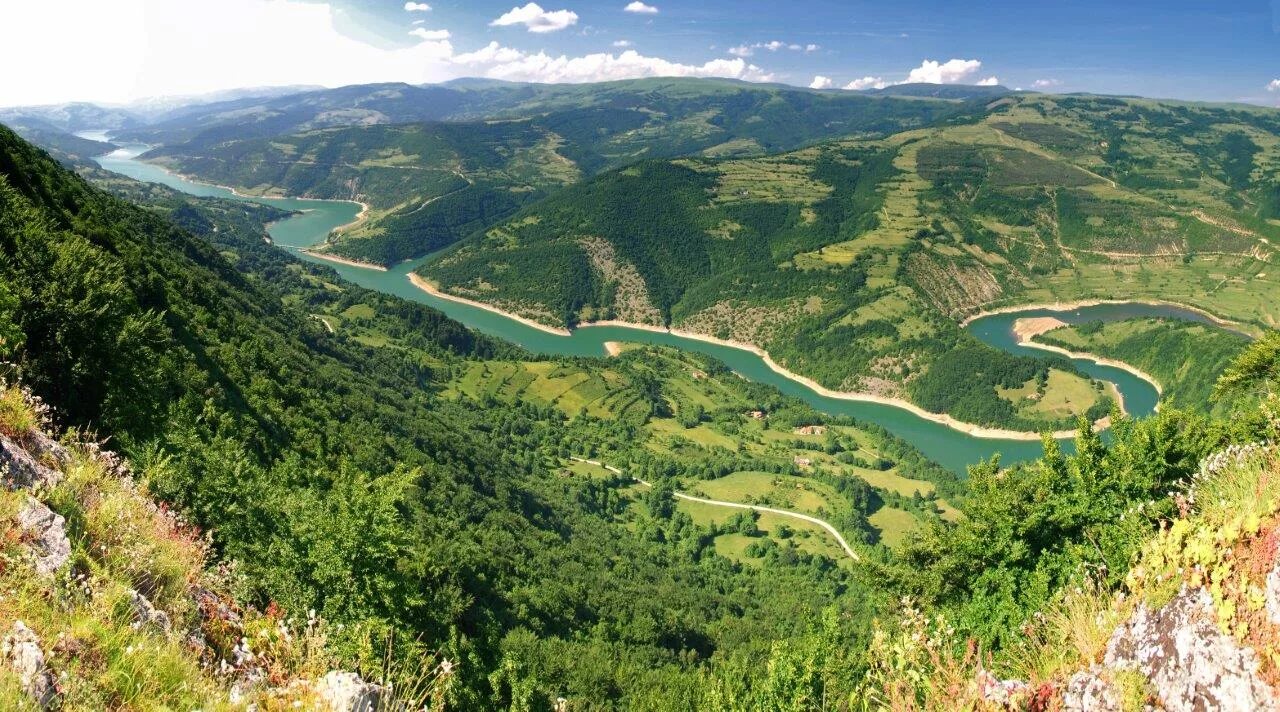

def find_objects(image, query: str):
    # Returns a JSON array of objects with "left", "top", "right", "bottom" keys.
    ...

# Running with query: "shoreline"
[
  {"left": 407, "top": 273, "right": 572, "bottom": 336},
  {"left": 411, "top": 280, "right": 1095, "bottom": 441},
  {"left": 1017, "top": 333, "right": 1164, "bottom": 399},
  {"left": 300, "top": 249, "right": 388, "bottom": 272},
  {"left": 134, "top": 153, "right": 372, "bottom": 233},
  {"left": 960, "top": 297, "right": 1248, "bottom": 335}
]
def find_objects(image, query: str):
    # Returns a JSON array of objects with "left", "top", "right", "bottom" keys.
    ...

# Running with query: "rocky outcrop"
[
  {"left": 1061, "top": 667, "right": 1121, "bottom": 712},
  {"left": 130, "top": 588, "right": 172, "bottom": 633},
  {"left": 17, "top": 495, "right": 70, "bottom": 577},
  {"left": 0, "top": 434, "right": 61, "bottom": 491},
  {"left": 315, "top": 670, "right": 387, "bottom": 712},
  {"left": 1105, "top": 585, "right": 1278, "bottom": 712},
  {"left": 2, "top": 621, "right": 59, "bottom": 709}
]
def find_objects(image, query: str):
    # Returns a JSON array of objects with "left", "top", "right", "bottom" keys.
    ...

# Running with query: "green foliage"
[
  {"left": 885, "top": 410, "right": 1228, "bottom": 648},
  {"left": 1216, "top": 331, "right": 1280, "bottom": 397}
]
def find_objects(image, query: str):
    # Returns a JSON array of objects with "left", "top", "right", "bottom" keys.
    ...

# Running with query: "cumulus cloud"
[
  {"left": 612, "top": 39, "right": 633, "bottom": 47},
  {"left": 844, "top": 76, "right": 887, "bottom": 90},
  {"left": 728, "top": 40, "right": 814, "bottom": 57},
  {"left": 409, "top": 27, "right": 450, "bottom": 40},
  {"left": 454, "top": 42, "right": 774, "bottom": 83},
  {"left": 404, "top": 2, "right": 431, "bottom": 10},
  {"left": 0, "top": 0, "right": 783, "bottom": 106},
  {"left": 809, "top": 75, "right": 833, "bottom": 90},
  {"left": 623, "top": 1, "right": 658, "bottom": 13},
  {"left": 491, "top": 2, "right": 579, "bottom": 33},
  {"left": 1032, "top": 78, "right": 1061, "bottom": 89},
  {"left": 976, "top": 76, "right": 999, "bottom": 86},
  {"left": 903, "top": 58, "right": 985, "bottom": 84},
  {"left": 1269, "top": 79, "right": 1280, "bottom": 92}
]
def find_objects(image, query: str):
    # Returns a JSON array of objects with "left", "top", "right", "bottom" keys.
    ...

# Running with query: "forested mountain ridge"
[
  {"left": 130, "top": 78, "right": 976, "bottom": 265},
  {"left": 0, "top": 124, "right": 965, "bottom": 707},
  {"left": 417, "top": 92, "right": 1280, "bottom": 431},
  {"left": 7, "top": 96, "right": 1280, "bottom": 709}
]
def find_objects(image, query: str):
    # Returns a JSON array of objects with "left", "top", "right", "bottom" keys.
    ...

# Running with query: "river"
[{"left": 89, "top": 138, "right": 1214, "bottom": 473}]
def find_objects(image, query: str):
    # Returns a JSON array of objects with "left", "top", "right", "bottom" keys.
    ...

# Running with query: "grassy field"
[
  {"left": 444, "top": 346, "right": 960, "bottom": 562},
  {"left": 1037, "top": 317, "right": 1251, "bottom": 412},
  {"left": 997, "top": 368, "right": 1109, "bottom": 422},
  {"left": 688, "top": 471, "right": 844, "bottom": 518}
]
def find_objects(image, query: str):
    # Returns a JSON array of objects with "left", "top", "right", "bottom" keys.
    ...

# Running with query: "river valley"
[{"left": 90, "top": 139, "right": 1222, "bottom": 473}]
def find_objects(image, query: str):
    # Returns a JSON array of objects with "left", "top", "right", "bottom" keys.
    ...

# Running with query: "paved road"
[{"left": 571, "top": 457, "right": 860, "bottom": 562}]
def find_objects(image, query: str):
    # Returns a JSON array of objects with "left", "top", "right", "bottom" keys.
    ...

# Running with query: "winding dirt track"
[{"left": 571, "top": 457, "right": 861, "bottom": 562}]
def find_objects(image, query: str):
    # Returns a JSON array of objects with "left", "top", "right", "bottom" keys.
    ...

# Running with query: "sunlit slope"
[{"left": 418, "top": 93, "right": 1280, "bottom": 429}]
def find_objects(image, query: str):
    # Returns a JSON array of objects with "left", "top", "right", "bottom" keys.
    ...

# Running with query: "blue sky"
[
  {"left": 328, "top": 0, "right": 1280, "bottom": 102},
  {"left": 2, "top": 0, "right": 1278, "bottom": 107}
]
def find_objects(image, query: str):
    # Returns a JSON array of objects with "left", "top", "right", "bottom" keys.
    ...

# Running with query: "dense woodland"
[{"left": 5, "top": 77, "right": 1280, "bottom": 708}]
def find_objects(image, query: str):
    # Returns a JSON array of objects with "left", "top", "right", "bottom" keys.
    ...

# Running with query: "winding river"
[{"left": 91, "top": 139, "right": 1217, "bottom": 473}]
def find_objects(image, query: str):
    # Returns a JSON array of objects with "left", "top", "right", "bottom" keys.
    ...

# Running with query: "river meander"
[{"left": 91, "top": 139, "right": 1220, "bottom": 473}]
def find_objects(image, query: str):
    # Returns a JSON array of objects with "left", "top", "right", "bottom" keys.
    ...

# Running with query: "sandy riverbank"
[
  {"left": 138, "top": 155, "right": 372, "bottom": 234},
  {"left": 300, "top": 249, "right": 388, "bottom": 271},
  {"left": 1010, "top": 317, "right": 1164, "bottom": 400},
  {"left": 407, "top": 273, "right": 572, "bottom": 336},
  {"left": 603, "top": 341, "right": 623, "bottom": 357},
  {"left": 411, "top": 284, "right": 1094, "bottom": 440},
  {"left": 960, "top": 298, "right": 1246, "bottom": 334}
]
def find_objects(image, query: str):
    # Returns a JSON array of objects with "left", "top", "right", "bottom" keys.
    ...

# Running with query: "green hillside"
[
  {"left": 137, "top": 79, "right": 973, "bottom": 265},
  {"left": 0, "top": 125, "right": 958, "bottom": 707},
  {"left": 418, "top": 93, "right": 1280, "bottom": 431}
]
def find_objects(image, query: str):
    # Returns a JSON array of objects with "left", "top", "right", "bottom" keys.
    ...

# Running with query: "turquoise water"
[{"left": 93, "top": 142, "right": 1207, "bottom": 473}]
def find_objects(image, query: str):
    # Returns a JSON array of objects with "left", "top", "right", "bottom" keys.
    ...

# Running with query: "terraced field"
[
  {"left": 422, "top": 93, "right": 1280, "bottom": 432},
  {"left": 445, "top": 346, "right": 962, "bottom": 559}
]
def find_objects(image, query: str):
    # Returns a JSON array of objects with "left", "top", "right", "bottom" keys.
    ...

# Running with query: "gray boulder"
[
  {"left": 17, "top": 496, "right": 71, "bottom": 578},
  {"left": 2, "top": 621, "right": 58, "bottom": 709},
  {"left": 130, "top": 588, "right": 172, "bottom": 633},
  {"left": 1105, "top": 585, "right": 1277, "bottom": 711},
  {"left": 0, "top": 434, "right": 60, "bottom": 491},
  {"left": 315, "top": 670, "right": 387, "bottom": 712}
]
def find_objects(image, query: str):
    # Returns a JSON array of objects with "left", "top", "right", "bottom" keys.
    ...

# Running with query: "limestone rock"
[
  {"left": 22, "top": 429, "right": 70, "bottom": 470},
  {"left": 316, "top": 670, "right": 387, "bottom": 712},
  {"left": 17, "top": 496, "right": 70, "bottom": 577},
  {"left": 1266, "top": 562, "right": 1280, "bottom": 628},
  {"left": 130, "top": 588, "right": 172, "bottom": 633},
  {"left": 1061, "top": 666, "right": 1121, "bottom": 712},
  {"left": 2, "top": 621, "right": 59, "bottom": 709},
  {"left": 1105, "top": 585, "right": 1277, "bottom": 712},
  {"left": 0, "top": 434, "right": 60, "bottom": 491}
]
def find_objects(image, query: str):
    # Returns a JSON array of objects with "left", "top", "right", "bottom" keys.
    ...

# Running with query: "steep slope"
[
  {"left": 0, "top": 126, "right": 929, "bottom": 707},
  {"left": 134, "top": 78, "right": 973, "bottom": 265},
  {"left": 417, "top": 93, "right": 1280, "bottom": 431}
]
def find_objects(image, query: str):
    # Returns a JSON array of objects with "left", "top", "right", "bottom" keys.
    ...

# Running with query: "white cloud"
[
  {"left": 404, "top": 2, "right": 432, "bottom": 11},
  {"left": 729, "top": 40, "right": 813, "bottom": 58},
  {"left": 976, "top": 76, "right": 999, "bottom": 86},
  {"left": 491, "top": 3, "right": 579, "bottom": 33},
  {"left": 410, "top": 27, "right": 451, "bottom": 40},
  {"left": 623, "top": 1, "right": 658, "bottom": 13},
  {"left": 1032, "top": 78, "right": 1061, "bottom": 89},
  {"left": 903, "top": 58, "right": 984, "bottom": 84},
  {"left": 809, "top": 75, "right": 833, "bottom": 90},
  {"left": 1268, "top": 79, "right": 1280, "bottom": 92},
  {"left": 612, "top": 39, "right": 633, "bottom": 47},
  {"left": 0, "top": 0, "right": 783, "bottom": 107},
  {"left": 412, "top": 19, "right": 425, "bottom": 25},
  {"left": 844, "top": 76, "right": 887, "bottom": 90},
  {"left": 454, "top": 43, "right": 774, "bottom": 83}
]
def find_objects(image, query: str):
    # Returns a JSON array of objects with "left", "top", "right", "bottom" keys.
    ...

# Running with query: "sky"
[{"left": 1, "top": 0, "right": 1279, "bottom": 108}]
